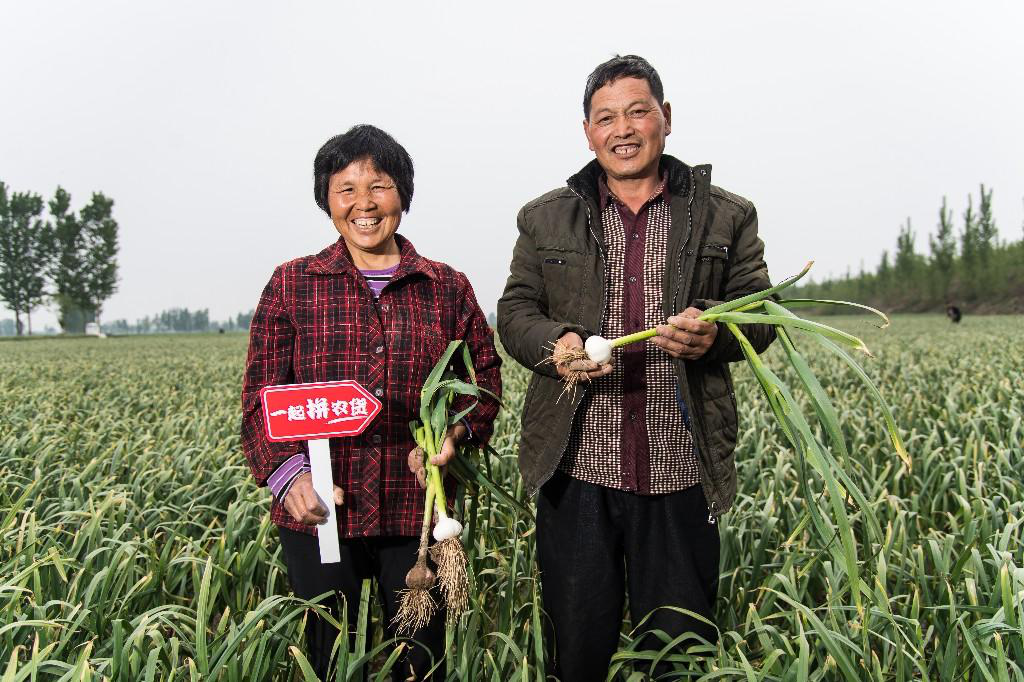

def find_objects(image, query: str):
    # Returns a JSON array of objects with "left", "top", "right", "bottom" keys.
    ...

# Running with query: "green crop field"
[{"left": 1, "top": 315, "right": 1022, "bottom": 680}]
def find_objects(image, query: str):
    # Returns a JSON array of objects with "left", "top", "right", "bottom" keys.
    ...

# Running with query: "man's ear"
[
  {"left": 583, "top": 119, "right": 595, "bottom": 152},
  {"left": 663, "top": 101, "right": 672, "bottom": 136}
]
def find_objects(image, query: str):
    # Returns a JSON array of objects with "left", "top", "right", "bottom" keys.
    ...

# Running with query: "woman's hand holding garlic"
[{"left": 406, "top": 423, "right": 467, "bottom": 488}]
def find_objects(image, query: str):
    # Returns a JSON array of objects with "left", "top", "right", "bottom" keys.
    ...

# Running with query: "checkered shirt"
[
  {"left": 241, "top": 234, "right": 502, "bottom": 538},
  {"left": 560, "top": 177, "right": 700, "bottom": 494}
]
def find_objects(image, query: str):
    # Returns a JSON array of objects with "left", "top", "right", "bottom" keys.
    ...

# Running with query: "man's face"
[{"left": 583, "top": 77, "right": 671, "bottom": 181}]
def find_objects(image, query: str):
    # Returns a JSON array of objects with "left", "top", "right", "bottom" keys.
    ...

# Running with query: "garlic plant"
[
  {"left": 394, "top": 340, "right": 498, "bottom": 632},
  {"left": 549, "top": 262, "right": 910, "bottom": 613}
]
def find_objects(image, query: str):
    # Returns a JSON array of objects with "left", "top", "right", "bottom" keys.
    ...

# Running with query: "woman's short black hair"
[
  {"left": 583, "top": 55, "right": 664, "bottom": 119},
  {"left": 313, "top": 125, "right": 415, "bottom": 215}
]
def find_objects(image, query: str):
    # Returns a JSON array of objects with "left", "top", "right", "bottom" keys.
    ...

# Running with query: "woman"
[{"left": 241, "top": 125, "right": 502, "bottom": 680}]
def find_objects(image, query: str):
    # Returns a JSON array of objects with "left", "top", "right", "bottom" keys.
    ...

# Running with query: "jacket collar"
[
  {"left": 306, "top": 233, "right": 438, "bottom": 283},
  {"left": 567, "top": 154, "right": 694, "bottom": 204}
]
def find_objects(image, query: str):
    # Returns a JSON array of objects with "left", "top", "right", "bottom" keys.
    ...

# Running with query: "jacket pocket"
[
  {"left": 539, "top": 248, "right": 583, "bottom": 321},
  {"left": 693, "top": 244, "right": 729, "bottom": 302}
]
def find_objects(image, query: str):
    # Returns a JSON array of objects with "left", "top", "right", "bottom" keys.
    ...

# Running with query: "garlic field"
[{"left": 1, "top": 315, "right": 1022, "bottom": 680}]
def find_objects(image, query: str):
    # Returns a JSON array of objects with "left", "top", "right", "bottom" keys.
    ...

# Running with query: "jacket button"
[{"left": 628, "top": 276, "right": 637, "bottom": 283}]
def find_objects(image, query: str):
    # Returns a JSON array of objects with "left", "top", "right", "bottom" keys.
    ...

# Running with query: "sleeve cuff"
[{"left": 268, "top": 453, "right": 311, "bottom": 501}]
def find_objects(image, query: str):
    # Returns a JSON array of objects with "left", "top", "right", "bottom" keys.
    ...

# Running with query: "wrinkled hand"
[
  {"left": 406, "top": 423, "right": 467, "bottom": 489},
  {"left": 652, "top": 307, "right": 718, "bottom": 360},
  {"left": 283, "top": 472, "right": 344, "bottom": 526},
  {"left": 555, "top": 331, "right": 613, "bottom": 381}
]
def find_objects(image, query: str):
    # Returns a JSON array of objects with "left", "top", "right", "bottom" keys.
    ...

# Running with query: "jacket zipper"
[
  {"left": 675, "top": 168, "right": 723, "bottom": 523},
  {"left": 671, "top": 168, "right": 696, "bottom": 311}
]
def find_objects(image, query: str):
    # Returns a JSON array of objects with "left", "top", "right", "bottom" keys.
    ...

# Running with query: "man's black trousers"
[
  {"left": 536, "top": 472, "right": 720, "bottom": 681},
  {"left": 277, "top": 527, "right": 446, "bottom": 681}
]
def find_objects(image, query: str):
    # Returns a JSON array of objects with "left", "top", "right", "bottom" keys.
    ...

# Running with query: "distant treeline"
[
  {"left": 102, "top": 308, "right": 255, "bottom": 334},
  {"left": 0, "top": 181, "right": 119, "bottom": 335},
  {"left": 792, "top": 185, "right": 1024, "bottom": 314},
  {"left": 0, "top": 308, "right": 255, "bottom": 337}
]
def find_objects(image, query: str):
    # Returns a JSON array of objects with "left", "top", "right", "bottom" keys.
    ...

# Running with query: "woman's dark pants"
[
  {"left": 536, "top": 472, "right": 720, "bottom": 682},
  {"left": 278, "top": 527, "right": 446, "bottom": 681}
]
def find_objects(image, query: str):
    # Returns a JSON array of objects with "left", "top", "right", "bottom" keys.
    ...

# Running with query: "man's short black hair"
[
  {"left": 313, "top": 124, "right": 415, "bottom": 215},
  {"left": 583, "top": 55, "right": 665, "bottom": 119}
]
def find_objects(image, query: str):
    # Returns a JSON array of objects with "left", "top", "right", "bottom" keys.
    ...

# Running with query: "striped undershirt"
[{"left": 360, "top": 263, "right": 399, "bottom": 298}]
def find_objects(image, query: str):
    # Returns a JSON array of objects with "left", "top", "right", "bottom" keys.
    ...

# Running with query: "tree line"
[
  {"left": 0, "top": 181, "right": 118, "bottom": 335},
  {"left": 793, "top": 185, "right": 1023, "bottom": 314},
  {"left": 102, "top": 308, "right": 255, "bottom": 334},
  {"left": 0, "top": 308, "right": 255, "bottom": 337}
]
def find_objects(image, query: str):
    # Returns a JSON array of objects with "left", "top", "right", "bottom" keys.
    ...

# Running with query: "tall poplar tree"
[
  {"left": 929, "top": 197, "right": 956, "bottom": 299},
  {"left": 48, "top": 188, "right": 119, "bottom": 332},
  {"left": 0, "top": 182, "right": 50, "bottom": 335},
  {"left": 78, "top": 193, "right": 119, "bottom": 326}
]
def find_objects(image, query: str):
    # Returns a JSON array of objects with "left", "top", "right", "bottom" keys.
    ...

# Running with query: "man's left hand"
[{"left": 653, "top": 307, "right": 718, "bottom": 360}]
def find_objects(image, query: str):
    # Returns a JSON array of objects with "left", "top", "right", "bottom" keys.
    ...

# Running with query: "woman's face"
[{"left": 327, "top": 158, "right": 403, "bottom": 257}]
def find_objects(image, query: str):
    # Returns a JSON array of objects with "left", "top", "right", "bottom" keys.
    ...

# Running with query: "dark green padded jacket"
[{"left": 497, "top": 154, "right": 775, "bottom": 519}]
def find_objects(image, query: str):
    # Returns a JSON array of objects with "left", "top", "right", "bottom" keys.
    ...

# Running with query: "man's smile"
[{"left": 612, "top": 143, "right": 640, "bottom": 157}]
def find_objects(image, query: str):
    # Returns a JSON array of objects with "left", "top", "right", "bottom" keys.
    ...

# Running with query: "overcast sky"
[{"left": 2, "top": 1, "right": 1022, "bottom": 329}]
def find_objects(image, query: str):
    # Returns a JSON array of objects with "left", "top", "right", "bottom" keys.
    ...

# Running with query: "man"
[{"left": 497, "top": 55, "right": 775, "bottom": 680}]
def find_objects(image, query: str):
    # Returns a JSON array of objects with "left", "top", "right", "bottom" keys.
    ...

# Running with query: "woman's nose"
[{"left": 353, "top": 190, "right": 377, "bottom": 210}]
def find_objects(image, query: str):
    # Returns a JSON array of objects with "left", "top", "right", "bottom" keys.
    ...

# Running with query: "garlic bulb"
[
  {"left": 584, "top": 335, "right": 613, "bottom": 364},
  {"left": 432, "top": 516, "right": 463, "bottom": 541}
]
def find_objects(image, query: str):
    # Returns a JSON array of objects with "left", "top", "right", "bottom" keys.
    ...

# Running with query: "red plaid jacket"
[{"left": 241, "top": 234, "right": 502, "bottom": 538}]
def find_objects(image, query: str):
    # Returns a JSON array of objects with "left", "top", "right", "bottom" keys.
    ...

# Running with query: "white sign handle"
[{"left": 307, "top": 438, "right": 341, "bottom": 563}]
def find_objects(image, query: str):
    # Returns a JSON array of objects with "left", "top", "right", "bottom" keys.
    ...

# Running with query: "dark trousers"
[
  {"left": 277, "top": 527, "right": 446, "bottom": 681},
  {"left": 536, "top": 472, "right": 720, "bottom": 682}
]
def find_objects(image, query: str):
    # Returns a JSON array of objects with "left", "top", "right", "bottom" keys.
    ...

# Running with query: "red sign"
[{"left": 260, "top": 380, "right": 382, "bottom": 442}]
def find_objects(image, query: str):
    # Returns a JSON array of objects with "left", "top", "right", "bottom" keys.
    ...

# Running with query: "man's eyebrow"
[{"left": 592, "top": 100, "right": 654, "bottom": 116}]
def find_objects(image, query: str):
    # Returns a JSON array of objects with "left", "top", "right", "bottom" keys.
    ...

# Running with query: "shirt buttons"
[
  {"left": 632, "top": 233, "right": 639, "bottom": 239},
  {"left": 629, "top": 276, "right": 637, "bottom": 283},
  {"left": 630, "top": 412, "right": 638, "bottom": 421},
  {"left": 374, "top": 388, "right": 384, "bottom": 398},
  {"left": 375, "top": 345, "right": 384, "bottom": 354},
  {"left": 371, "top": 434, "right": 382, "bottom": 444},
  {"left": 381, "top": 304, "right": 389, "bottom": 312}
]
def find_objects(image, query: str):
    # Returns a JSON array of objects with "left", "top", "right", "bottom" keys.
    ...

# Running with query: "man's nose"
[{"left": 611, "top": 113, "right": 634, "bottom": 138}]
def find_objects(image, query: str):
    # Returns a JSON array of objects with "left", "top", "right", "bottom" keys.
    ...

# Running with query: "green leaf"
[
  {"left": 805, "top": 330, "right": 911, "bottom": 471},
  {"left": 727, "top": 323, "right": 863, "bottom": 614},
  {"left": 421, "top": 340, "right": 465, "bottom": 395},
  {"left": 702, "top": 261, "right": 813, "bottom": 315},
  {"left": 290, "top": 646, "right": 322, "bottom": 682},
  {"left": 449, "top": 449, "right": 534, "bottom": 521},
  {"left": 711, "top": 311, "right": 872, "bottom": 355},
  {"left": 775, "top": 298, "right": 890, "bottom": 328}
]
